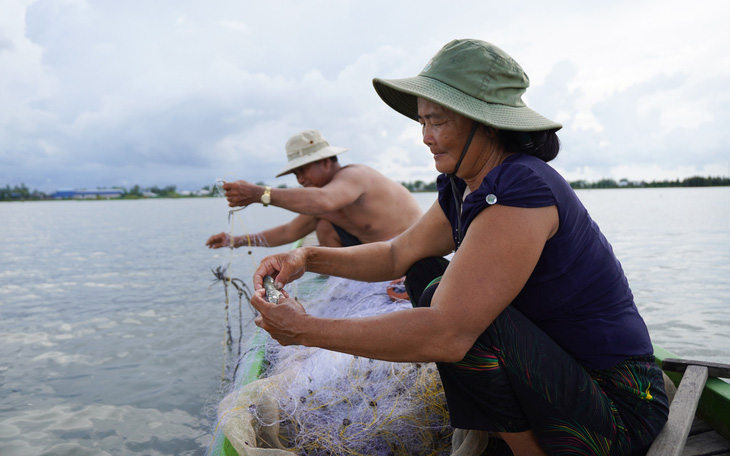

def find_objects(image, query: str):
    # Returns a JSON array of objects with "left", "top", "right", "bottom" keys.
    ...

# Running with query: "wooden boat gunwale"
[{"left": 652, "top": 344, "right": 730, "bottom": 442}]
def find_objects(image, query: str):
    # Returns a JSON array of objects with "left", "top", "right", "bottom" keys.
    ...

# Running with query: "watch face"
[{"left": 262, "top": 194, "right": 271, "bottom": 204}]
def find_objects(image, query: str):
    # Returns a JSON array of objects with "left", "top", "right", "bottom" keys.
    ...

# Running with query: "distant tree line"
[
  {"left": 400, "top": 180, "right": 439, "bottom": 192},
  {"left": 1, "top": 184, "right": 180, "bottom": 200},
  {"left": 1, "top": 184, "right": 42, "bottom": 200},
  {"left": 3, "top": 176, "right": 730, "bottom": 201},
  {"left": 568, "top": 176, "right": 730, "bottom": 189},
  {"left": 400, "top": 175, "right": 730, "bottom": 191},
  {"left": 122, "top": 184, "right": 178, "bottom": 198}
]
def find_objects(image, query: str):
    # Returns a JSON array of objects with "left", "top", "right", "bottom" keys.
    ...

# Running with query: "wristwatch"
[{"left": 261, "top": 186, "right": 271, "bottom": 207}]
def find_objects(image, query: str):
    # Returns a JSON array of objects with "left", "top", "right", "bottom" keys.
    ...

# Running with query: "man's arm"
[
  {"left": 271, "top": 169, "right": 366, "bottom": 215},
  {"left": 206, "top": 214, "right": 318, "bottom": 249},
  {"left": 235, "top": 214, "right": 318, "bottom": 247},
  {"left": 223, "top": 168, "right": 367, "bottom": 215},
  {"left": 253, "top": 199, "right": 453, "bottom": 288}
]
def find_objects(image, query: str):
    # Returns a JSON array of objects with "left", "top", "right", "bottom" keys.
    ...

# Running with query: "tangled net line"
[
  {"left": 209, "top": 178, "right": 265, "bottom": 385},
  {"left": 222, "top": 275, "right": 453, "bottom": 455}
]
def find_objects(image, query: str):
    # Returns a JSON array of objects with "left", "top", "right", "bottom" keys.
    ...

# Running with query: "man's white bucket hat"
[{"left": 276, "top": 130, "right": 348, "bottom": 178}]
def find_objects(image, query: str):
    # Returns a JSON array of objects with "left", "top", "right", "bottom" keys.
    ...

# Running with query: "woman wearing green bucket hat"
[{"left": 251, "top": 40, "right": 669, "bottom": 455}]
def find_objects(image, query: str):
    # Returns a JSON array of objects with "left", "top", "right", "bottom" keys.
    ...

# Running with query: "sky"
[{"left": 1, "top": 0, "right": 729, "bottom": 193}]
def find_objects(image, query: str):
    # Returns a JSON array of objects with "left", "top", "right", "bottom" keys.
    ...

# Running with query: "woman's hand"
[
  {"left": 251, "top": 288, "right": 308, "bottom": 346},
  {"left": 253, "top": 248, "right": 308, "bottom": 291}
]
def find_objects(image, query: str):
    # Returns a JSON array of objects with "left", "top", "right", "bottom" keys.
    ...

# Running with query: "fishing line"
[{"left": 211, "top": 178, "right": 263, "bottom": 384}]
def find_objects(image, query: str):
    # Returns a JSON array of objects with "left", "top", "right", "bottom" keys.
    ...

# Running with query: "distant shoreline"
[
  {"left": 3, "top": 176, "right": 729, "bottom": 202},
  {"left": 2, "top": 185, "right": 729, "bottom": 203},
  {"left": 400, "top": 175, "right": 730, "bottom": 192}
]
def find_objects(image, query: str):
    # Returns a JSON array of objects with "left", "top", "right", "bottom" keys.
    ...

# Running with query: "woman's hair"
[{"left": 496, "top": 129, "right": 561, "bottom": 162}]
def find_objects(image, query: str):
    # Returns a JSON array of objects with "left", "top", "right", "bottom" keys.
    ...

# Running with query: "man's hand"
[
  {"left": 223, "top": 180, "right": 264, "bottom": 208},
  {"left": 206, "top": 232, "right": 231, "bottom": 249}
]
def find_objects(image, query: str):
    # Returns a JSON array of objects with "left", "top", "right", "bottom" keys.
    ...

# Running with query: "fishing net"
[{"left": 213, "top": 274, "right": 466, "bottom": 456}]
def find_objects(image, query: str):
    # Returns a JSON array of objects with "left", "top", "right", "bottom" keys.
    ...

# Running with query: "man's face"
[{"left": 292, "top": 159, "right": 329, "bottom": 188}]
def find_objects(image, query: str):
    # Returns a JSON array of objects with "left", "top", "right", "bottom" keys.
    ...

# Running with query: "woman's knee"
[{"left": 405, "top": 257, "right": 450, "bottom": 307}]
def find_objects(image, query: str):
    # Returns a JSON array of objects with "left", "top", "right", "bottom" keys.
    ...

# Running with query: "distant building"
[
  {"left": 618, "top": 179, "right": 642, "bottom": 188},
  {"left": 53, "top": 188, "right": 124, "bottom": 199}
]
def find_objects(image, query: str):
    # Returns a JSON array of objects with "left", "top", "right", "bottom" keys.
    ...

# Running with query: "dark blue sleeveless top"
[{"left": 437, "top": 153, "right": 653, "bottom": 369}]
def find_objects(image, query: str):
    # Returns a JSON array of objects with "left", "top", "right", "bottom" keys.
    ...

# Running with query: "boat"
[
  {"left": 207, "top": 233, "right": 454, "bottom": 456},
  {"left": 207, "top": 243, "right": 730, "bottom": 456},
  {"left": 207, "top": 273, "right": 452, "bottom": 456},
  {"left": 648, "top": 345, "right": 730, "bottom": 455}
]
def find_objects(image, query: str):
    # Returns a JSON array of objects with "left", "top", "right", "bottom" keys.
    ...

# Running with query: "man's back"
[{"left": 317, "top": 164, "right": 422, "bottom": 243}]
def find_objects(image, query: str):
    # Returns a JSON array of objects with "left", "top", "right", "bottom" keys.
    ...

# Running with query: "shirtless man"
[{"left": 206, "top": 129, "right": 423, "bottom": 248}]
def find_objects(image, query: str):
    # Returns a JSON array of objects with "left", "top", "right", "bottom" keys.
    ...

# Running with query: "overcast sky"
[{"left": 1, "top": 0, "right": 729, "bottom": 193}]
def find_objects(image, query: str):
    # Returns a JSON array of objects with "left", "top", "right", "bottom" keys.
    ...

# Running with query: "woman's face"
[{"left": 417, "top": 98, "right": 477, "bottom": 175}]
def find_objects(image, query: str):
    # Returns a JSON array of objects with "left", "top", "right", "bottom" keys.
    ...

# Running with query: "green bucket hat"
[{"left": 372, "top": 39, "right": 561, "bottom": 132}]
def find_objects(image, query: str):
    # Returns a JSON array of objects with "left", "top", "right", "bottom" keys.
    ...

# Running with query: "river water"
[{"left": 1, "top": 187, "right": 728, "bottom": 455}]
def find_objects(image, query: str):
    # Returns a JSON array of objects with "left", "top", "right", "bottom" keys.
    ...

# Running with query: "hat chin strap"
[
  {"left": 447, "top": 121, "right": 479, "bottom": 178},
  {"left": 447, "top": 121, "right": 478, "bottom": 249}
]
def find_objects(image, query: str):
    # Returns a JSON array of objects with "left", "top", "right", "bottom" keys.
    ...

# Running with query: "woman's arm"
[
  {"left": 252, "top": 203, "right": 558, "bottom": 363},
  {"left": 424, "top": 204, "right": 559, "bottom": 359},
  {"left": 253, "top": 200, "right": 454, "bottom": 290}
]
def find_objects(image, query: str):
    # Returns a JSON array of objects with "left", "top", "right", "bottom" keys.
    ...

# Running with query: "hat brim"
[
  {"left": 373, "top": 76, "right": 561, "bottom": 132},
  {"left": 275, "top": 146, "right": 348, "bottom": 178}
]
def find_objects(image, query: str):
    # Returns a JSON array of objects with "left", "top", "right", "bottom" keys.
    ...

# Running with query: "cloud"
[
  {"left": 0, "top": 34, "right": 13, "bottom": 53},
  {"left": 1, "top": 0, "right": 729, "bottom": 192}
]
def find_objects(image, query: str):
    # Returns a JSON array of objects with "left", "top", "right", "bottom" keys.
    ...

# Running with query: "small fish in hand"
[{"left": 263, "top": 275, "right": 284, "bottom": 304}]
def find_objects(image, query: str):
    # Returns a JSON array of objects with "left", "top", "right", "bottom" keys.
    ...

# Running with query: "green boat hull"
[
  {"left": 208, "top": 264, "right": 327, "bottom": 455},
  {"left": 652, "top": 344, "right": 730, "bottom": 441}
]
